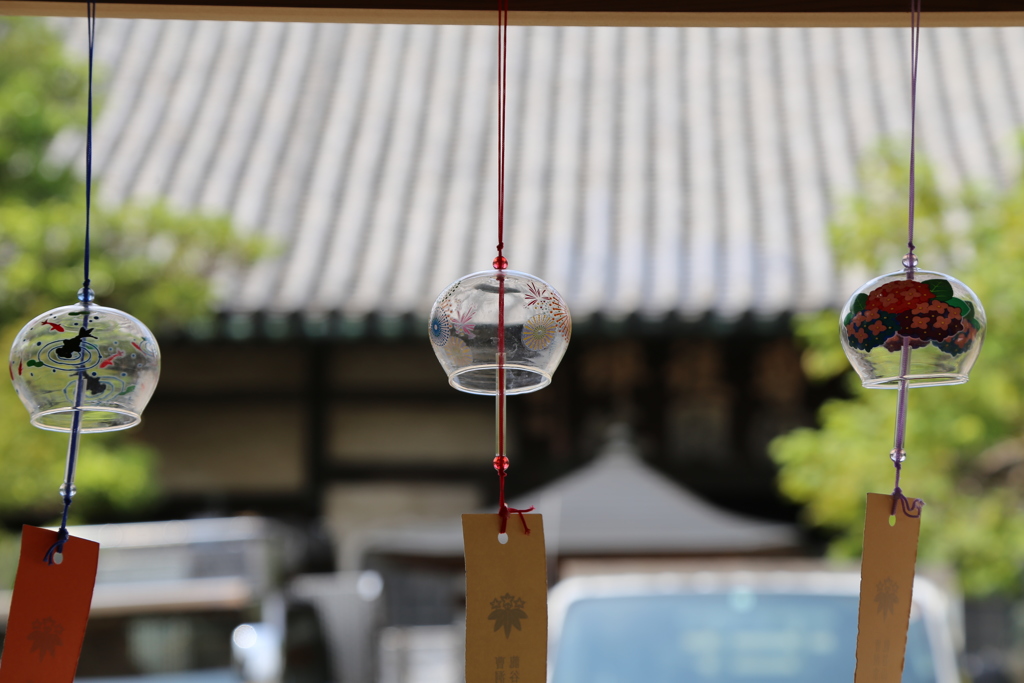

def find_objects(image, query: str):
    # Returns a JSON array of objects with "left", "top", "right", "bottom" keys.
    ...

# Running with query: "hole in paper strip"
[{"left": 498, "top": 533, "right": 508, "bottom": 545}]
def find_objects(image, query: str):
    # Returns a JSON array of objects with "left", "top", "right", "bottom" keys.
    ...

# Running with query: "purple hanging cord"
[
  {"left": 905, "top": 0, "right": 920, "bottom": 264},
  {"left": 46, "top": 2, "right": 97, "bottom": 564},
  {"left": 83, "top": 1, "right": 95, "bottom": 295},
  {"left": 890, "top": 0, "right": 924, "bottom": 520}
]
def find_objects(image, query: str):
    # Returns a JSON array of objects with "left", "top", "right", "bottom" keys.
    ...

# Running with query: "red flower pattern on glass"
[{"left": 846, "top": 278, "right": 977, "bottom": 356}]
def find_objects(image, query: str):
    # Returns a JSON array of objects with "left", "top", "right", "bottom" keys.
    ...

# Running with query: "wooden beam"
[{"left": 0, "top": 0, "right": 1021, "bottom": 26}]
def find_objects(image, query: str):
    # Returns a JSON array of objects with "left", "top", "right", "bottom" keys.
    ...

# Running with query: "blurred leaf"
[{"left": 0, "top": 18, "right": 86, "bottom": 203}]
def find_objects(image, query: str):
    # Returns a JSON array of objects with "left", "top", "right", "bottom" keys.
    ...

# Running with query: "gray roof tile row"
[{"left": 50, "top": 21, "right": 1024, "bottom": 328}]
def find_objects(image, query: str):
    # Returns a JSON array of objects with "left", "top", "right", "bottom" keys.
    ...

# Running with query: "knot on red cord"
[
  {"left": 494, "top": 455, "right": 533, "bottom": 534},
  {"left": 499, "top": 502, "right": 535, "bottom": 535}
]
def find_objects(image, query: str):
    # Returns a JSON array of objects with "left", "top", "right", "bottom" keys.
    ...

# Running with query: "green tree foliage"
[
  {"left": 0, "top": 17, "right": 262, "bottom": 523},
  {"left": 771, "top": 141, "right": 1024, "bottom": 596},
  {"left": 0, "top": 18, "right": 85, "bottom": 204}
]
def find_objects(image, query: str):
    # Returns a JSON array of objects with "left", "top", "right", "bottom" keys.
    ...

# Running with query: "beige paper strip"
[
  {"left": 464, "top": 514, "right": 547, "bottom": 683},
  {"left": 854, "top": 492, "right": 922, "bottom": 683}
]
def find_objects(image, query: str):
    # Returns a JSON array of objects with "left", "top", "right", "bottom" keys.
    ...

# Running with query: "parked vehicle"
[
  {"left": 0, "top": 518, "right": 381, "bottom": 683},
  {"left": 548, "top": 561, "right": 963, "bottom": 683}
]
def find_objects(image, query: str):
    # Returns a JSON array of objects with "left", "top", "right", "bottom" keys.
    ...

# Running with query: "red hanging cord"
[
  {"left": 495, "top": 455, "right": 533, "bottom": 535},
  {"left": 494, "top": 0, "right": 508, "bottom": 271},
  {"left": 491, "top": 0, "right": 531, "bottom": 534}
]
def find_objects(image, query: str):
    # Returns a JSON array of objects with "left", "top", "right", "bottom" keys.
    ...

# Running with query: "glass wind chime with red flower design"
[
  {"left": 846, "top": 3, "right": 984, "bottom": 679},
  {"left": 0, "top": 8, "right": 161, "bottom": 682},
  {"left": 428, "top": 4, "right": 567, "bottom": 681}
]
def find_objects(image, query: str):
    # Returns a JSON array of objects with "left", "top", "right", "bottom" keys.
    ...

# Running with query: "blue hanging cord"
[
  {"left": 46, "top": 2, "right": 96, "bottom": 565},
  {"left": 43, "top": 497, "right": 72, "bottom": 565},
  {"left": 82, "top": 0, "right": 95, "bottom": 293}
]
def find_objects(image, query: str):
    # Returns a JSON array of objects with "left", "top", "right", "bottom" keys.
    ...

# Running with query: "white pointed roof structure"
[{"left": 364, "top": 426, "right": 799, "bottom": 558}]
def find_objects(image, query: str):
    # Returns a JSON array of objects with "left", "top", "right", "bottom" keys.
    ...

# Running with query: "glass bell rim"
[
  {"left": 30, "top": 406, "right": 142, "bottom": 433},
  {"left": 861, "top": 373, "right": 969, "bottom": 390},
  {"left": 448, "top": 363, "right": 553, "bottom": 396}
]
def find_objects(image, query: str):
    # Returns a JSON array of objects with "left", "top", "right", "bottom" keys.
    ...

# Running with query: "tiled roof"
[{"left": 50, "top": 21, "right": 1024, "bottom": 333}]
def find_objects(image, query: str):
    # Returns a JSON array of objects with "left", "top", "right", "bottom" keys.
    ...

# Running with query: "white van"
[{"left": 548, "top": 562, "right": 963, "bottom": 683}]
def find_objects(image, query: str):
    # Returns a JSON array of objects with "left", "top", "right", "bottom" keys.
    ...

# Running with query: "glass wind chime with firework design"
[
  {"left": 0, "top": 7, "right": 161, "bottom": 683},
  {"left": 846, "top": 3, "right": 984, "bottom": 680},
  {"left": 428, "top": 4, "right": 568, "bottom": 681}
]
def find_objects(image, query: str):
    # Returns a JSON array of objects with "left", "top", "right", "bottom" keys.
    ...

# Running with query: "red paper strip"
[{"left": 0, "top": 525, "right": 99, "bottom": 683}]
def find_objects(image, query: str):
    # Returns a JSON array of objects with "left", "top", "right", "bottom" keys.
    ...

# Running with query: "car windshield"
[{"left": 552, "top": 593, "right": 936, "bottom": 683}]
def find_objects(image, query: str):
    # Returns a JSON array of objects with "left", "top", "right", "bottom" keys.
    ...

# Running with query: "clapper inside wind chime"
[
  {"left": 842, "top": 3, "right": 984, "bottom": 680},
  {"left": 0, "top": 7, "right": 161, "bottom": 682},
  {"left": 428, "top": 4, "right": 570, "bottom": 681}
]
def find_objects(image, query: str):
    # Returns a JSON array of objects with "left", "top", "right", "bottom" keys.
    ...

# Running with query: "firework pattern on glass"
[
  {"left": 844, "top": 278, "right": 980, "bottom": 356},
  {"left": 522, "top": 314, "right": 556, "bottom": 351},
  {"left": 450, "top": 304, "right": 477, "bottom": 338},
  {"left": 447, "top": 337, "right": 473, "bottom": 366},
  {"left": 433, "top": 280, "right": 571, "bottom": 356},
  {"left": 429, "top": 282, "right": 462, "bottom": 348},
  {"left": 523, "top": 282, "right": 571, "bottom": 342},
  {"left": 429, "top": 272, "right": 571, "bottom": 388},
  {"left": 429, "top": 311, "right": 451, "bottom": 347}
]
